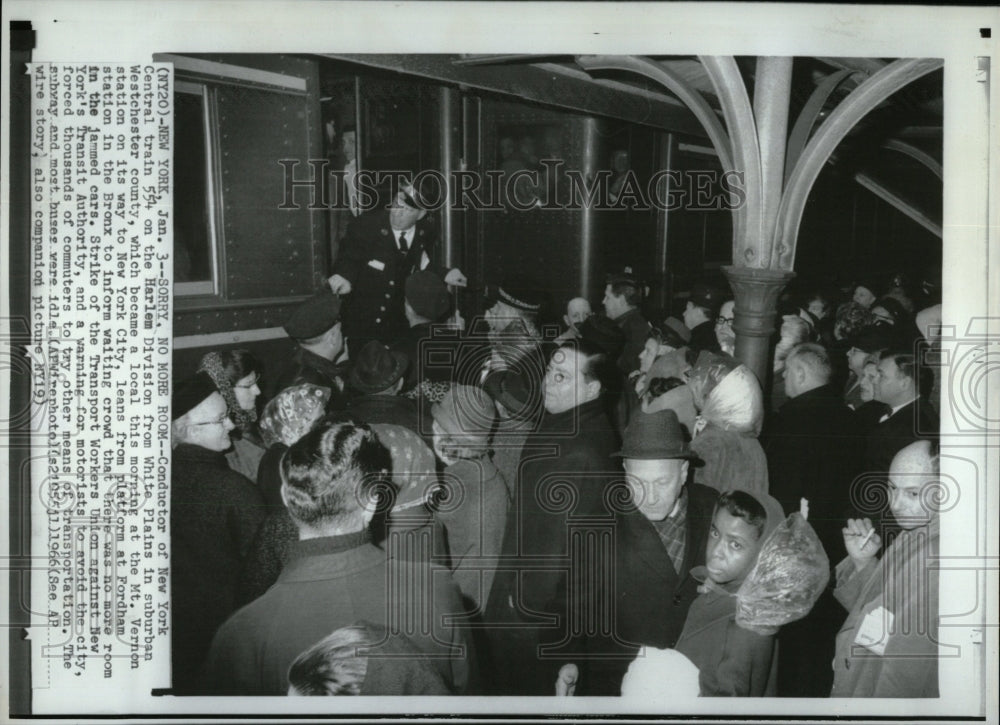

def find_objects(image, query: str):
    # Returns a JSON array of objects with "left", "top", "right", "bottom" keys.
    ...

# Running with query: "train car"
[{"left": 164, "top": 53, "right": 942, "bottom": 388}]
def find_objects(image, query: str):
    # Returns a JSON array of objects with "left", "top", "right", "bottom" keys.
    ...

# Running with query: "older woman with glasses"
[
  {"left": 169, "top": 371, "right": 266, "bottom": 694},
  {"left": 198, "top": 349, "right": 266, "bottom": 482}
]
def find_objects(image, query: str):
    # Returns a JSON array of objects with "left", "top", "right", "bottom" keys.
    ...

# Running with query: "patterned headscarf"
[
  {"left": 197, "top": 351, "right": 258, "bottom": 430},
  {"left": 258, "top": 384, "right": 332, "bottom": 448}
]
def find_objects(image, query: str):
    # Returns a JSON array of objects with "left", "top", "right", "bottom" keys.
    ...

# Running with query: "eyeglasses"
[
  {"left": 192, "top": 414, "right": 230, "bottom": 427},
  {"left": 716, "top": 316, "right": 734, "bottom": 327},
  {"left": 234, "top": 375, "right": 260, "bottom": 390}
]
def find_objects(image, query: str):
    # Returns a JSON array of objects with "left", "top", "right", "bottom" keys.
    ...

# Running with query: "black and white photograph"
[{"left": 1, "top": 2, "right": 997, "bottom": 722}]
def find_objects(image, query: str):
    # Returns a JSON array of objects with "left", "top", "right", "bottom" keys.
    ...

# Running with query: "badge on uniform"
[
  {"left": 367, "top": 259, "right": 385, "bottom": 271},
  {"left": 853, "top": 605, "right": 894, "bottom": 656}
]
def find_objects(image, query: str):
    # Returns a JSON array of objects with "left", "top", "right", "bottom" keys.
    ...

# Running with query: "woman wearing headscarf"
[
  {"left": 687, "top": 352, "right": 769, "bottom": 495},
  {"left": 198, "top": 349, "right": 266, "bottom": 482}
]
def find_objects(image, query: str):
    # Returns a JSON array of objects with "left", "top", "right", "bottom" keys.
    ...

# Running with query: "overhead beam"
[
  {"left": 319, "top": 53, "right": 708, "bottom": 136},
  {"left": 700, "top": 55, "right": 764, "bottom": 267},
  {"left": 883, "top": 139, "right": 944, "bottom": 180},
  {"left": 854, "top": 173, "right": 943, "bottom": 238},
  {"left": 574, "top": 55, "right": 732, "bottom": 167},
  {"left": 773, "top": 57, "right": 944, "bottom": 271}
]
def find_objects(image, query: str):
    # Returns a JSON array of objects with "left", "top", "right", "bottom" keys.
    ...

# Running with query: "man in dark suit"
[
  {"left": 864, "top": 349, "right": 939, "bottom": 477},
  {"left": 483, "top": 340, "right": 622, "bottom": 695},
  {"left": 762, "top": 342, "right": 862, "bottom": 697},
  {"left": 326, "top": 182, "right": 466, "bottom": 350},
  {"left": 606, "top": 408, "right": 717, "bottom": 692},
  {"left": 602, "top": 266, "right": 651, "bottom": 376}
]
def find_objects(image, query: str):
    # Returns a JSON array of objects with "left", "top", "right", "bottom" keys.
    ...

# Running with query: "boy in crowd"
[{"left": 674, "top": 489, "right": 786, "bottom": 696}]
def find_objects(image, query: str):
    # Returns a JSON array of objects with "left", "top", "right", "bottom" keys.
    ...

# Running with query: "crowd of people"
[{"left": 170, "top": 183, "right": 944, "bottom": 700}]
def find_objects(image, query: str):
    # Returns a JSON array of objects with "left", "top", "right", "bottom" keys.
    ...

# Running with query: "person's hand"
[
  {"left": 444, "top": 268, "right": 467, "bottom": 287},
  {"left": 555, "top": 663, "right": 579, "bottom": 696},
  {"left": 843, "top": 517, "right": 881, "bottom": 570},
  {"left": 327, "top": 274, "right": 352, "bottom": 295}
]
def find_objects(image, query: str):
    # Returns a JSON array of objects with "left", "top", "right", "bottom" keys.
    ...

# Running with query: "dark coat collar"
[
  {"left": 295, "top": 346, "right": 344, "bottom": 379},
  {"left": 780, "top": 383, "right": 845, "bottom": 411},
  {"left": 172, "top": 443, "right": 230, "bottom": 468},
  {"left": 539, "top": 397, "right": 609, "bottom": 435}
]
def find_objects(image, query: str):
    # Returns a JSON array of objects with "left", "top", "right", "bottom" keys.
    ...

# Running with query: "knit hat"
[
  {"left": 578, "top": 314, "right": 627, "bottom": 358},
  {"left": 615, "top": 408, "right": 695, "bottom": 460},
  {"left": 405, "top": 271, "right": 450, "bottom": 321},
  {"left": 284, "top": 291, "right": 342, "bottom": 339},
  {"left": 172, "top": 371, "right": 220, "bottom": 420},
  {"left": 349, "top": 341, "right": 410, "bottom": 394},
  {"left": 431, "top": 384, "right": 496, "bottom": 448}
]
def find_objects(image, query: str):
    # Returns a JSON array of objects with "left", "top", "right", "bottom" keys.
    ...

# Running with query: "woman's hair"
[
  {"left": 287, "top": 622, "right": 384, "bottom": 696},
  {"left": 717, "top": 490, "right": 768, "bottom": 540},
  {"left": 280, "top": 420, "right": 392, "bottom": 528},
  {"left": 833, "top": 301, "right": 877, "bottom": 341},
  {"left": 646, "top": 376, "right": 686, "bottom": 399},
  {"left": 197, "top": 349, "right": 263, "bottom": 429}
]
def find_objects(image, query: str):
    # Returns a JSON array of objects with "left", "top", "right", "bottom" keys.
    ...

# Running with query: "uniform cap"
[{"left": 284, "top": 291, "right": 342, "bottom": 340}]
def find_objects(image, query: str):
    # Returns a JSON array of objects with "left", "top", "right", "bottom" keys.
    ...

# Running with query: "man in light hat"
[
  {"left": 271, "top": 289, "right": 349, "bottom": 412},
  {"left": 170, "top": 371, "right": 265, "bottom": 693},
  {"left": 603, "top": 266, "right": 651, "bottom": 376},
  {"left": 326, "top": 179, "right": 467, "bottom": 349},
  {"left": 683, "top": 282, "right": 724, "bottom": 355}
]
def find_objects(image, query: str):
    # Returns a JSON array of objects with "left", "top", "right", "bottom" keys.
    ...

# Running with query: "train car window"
[{"left": 173, "top": 80, "right": 219, "bottom": 297}]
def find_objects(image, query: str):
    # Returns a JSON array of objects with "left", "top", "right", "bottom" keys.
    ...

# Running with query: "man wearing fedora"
[
  {"left": 271, "top": 290, "right": 349, "bottom": 412},
  {"left": 602, "top": 266, "right": 651, "bottom": 376},
  {"left": 326, "top": 181, "right": 467, "bottom": 350},
  {"left": 683, "top": 282, "right": 724, "bottom": 355},
  {"left": 611, "top": 408, "right": 718, "bottom": 677},
  {"left": 535, "top": 408, "right": 717, "bottom": 695}
]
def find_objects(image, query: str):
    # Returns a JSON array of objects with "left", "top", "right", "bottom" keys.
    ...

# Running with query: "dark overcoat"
[
  {"left": 675, "top": 585, "right": 777, "bottom": 697},
  {"left": 482, "top": 398, "right": 621, "bottom": 695},
  {"left": 170, "top": 444, "right": 265, "bottom": 693},
  {"left": 763, "top": 383, "right": 862, "bottom": 560},
  {"left": 578, "top": 483, "right": 717, "bottom": 694},
  {"left": 203, "top": 531, "right": 473, "bottom": 695}
]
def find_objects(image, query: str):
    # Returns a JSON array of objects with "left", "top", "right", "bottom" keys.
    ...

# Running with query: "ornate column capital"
[
  {"left": 722, "top": 265, "right": 795, "bottom": 385},
  {"left": 722, "top": 265, "right": 796, "bottom": 337}
]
